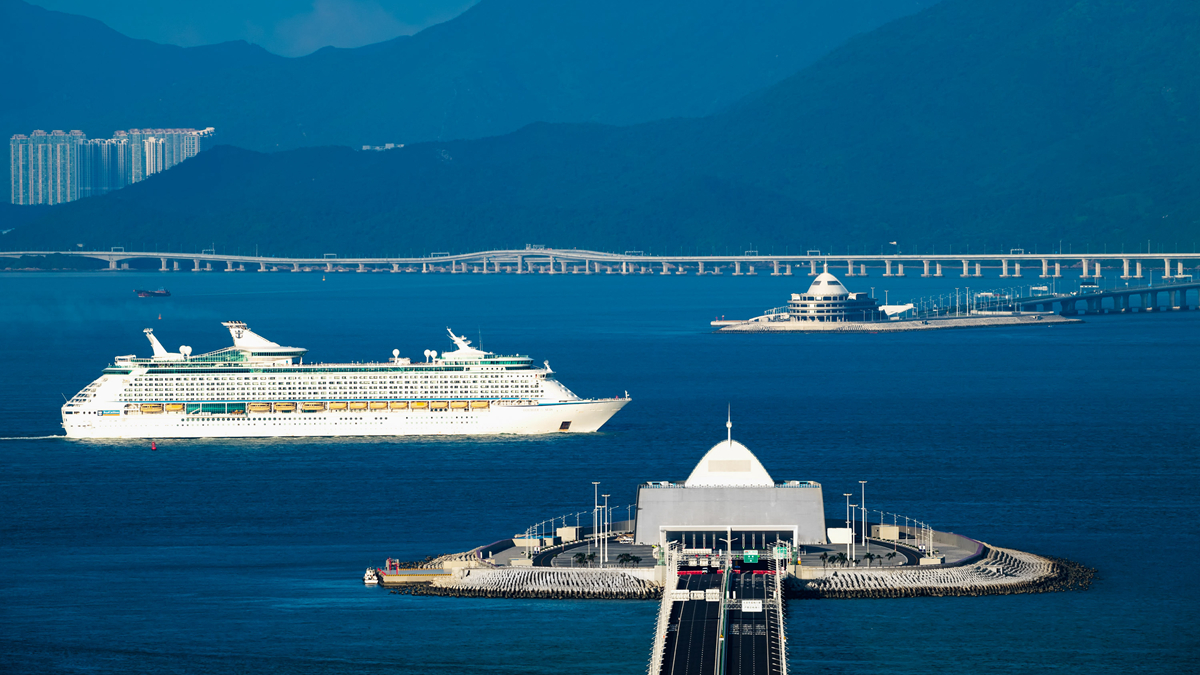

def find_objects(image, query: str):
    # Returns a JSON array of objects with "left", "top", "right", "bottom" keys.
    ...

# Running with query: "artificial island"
[{"left": 365, "top": 418, "right": 1094, "bottom": 675}]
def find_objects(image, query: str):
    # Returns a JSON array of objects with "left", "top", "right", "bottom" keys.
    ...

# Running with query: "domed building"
[
  {"left": 633, "top": 419, "right": 827, "bottom": 549},
  {"left": 787, "top": 272, "right": 884, "bottom": 322}
]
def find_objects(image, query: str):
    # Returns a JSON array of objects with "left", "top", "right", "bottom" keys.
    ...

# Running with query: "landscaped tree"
[
  {"left": 616, "top": 553, "right": 632, "bottom": 567},
  {"left": 572, "top": 552, "right": 588, "bottom": 567},
  {"left": 886, "top": 551, "right": 897, "bottom": 565},
  {"left": 629, "top": 555, "right": 641, "bottom": 566},
  {"left": 819, "top": 552, "right": 829, "bottom": 571},
  {"left": 862, "top": 552, "right": 877, "bottom": 567}
]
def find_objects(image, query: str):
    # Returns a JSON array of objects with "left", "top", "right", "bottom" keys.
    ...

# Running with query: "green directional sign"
[
  {"left": 774, "top": 546, "right": 788, "bottom": 560},
  {"left": 743, "top": 550, "right": 759, "bottom": 563}
]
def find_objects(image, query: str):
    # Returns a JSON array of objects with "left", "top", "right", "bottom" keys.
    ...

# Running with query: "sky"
[{"left": 26, "top": 0, "right": 479, "bottom": 57}]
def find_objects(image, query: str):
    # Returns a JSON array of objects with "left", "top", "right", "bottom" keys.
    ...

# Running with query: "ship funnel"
[{"left": 222, "top": 321, "right": 281, "bottom": 348}]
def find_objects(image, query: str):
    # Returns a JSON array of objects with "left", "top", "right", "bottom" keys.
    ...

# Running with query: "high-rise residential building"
[
  {"left": 9, "top": 130, "right": 84, "bottom": 205},
  {"left": 10, "top": 126, "right": 215, "bottom": 204}
]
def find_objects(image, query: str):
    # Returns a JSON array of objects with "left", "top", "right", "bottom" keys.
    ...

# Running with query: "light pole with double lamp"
[
  {"left": 859, "top": 480, "right": 868, "bottom": 552},
  {"left": 843, "top": 493, "right": 852, "bottom": 559}
]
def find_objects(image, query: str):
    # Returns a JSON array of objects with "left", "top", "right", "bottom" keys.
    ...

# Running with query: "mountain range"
[{"left": 5, "top": 0, "right": 1198, "bottom": 256}]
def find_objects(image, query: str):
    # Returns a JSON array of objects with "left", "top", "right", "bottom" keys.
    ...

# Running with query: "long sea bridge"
[{"left": 2, "top": 247, "right": 1198, "bottom": 280}]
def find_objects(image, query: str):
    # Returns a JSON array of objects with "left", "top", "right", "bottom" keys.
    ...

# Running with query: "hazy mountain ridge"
[{"left": 6, "top": 0, "right": 1198, "bottom": 255}]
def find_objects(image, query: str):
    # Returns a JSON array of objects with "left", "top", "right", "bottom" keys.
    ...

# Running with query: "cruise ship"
[{"left": 61, "top": 322, "right": 630, "bottom": 439}]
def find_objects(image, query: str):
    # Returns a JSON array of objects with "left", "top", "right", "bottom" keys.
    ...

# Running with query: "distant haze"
[{"left": 25, "top": 0, "right": 479, "bottom": 56}]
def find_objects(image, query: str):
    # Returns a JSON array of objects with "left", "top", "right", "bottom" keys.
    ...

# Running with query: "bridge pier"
[
  {"left": 1041, "top": 259, "right": 1049, "bottom": 278},
  {"left": 1135, "top": 261, "right": 1143, "bottom": 278},
  {"left": 661, "top": 261, "right": 670, "bottom": 275},
  {"left": 922, "top": 260, "right": 931, "bottom": 277},
  {"left": 696, "top": 261, "right": 703, "bottom": 275},
  {"left": 772, "top": 260, "right": 780, "bottom": 276},
  {"left": 621, "top": 261, "right": 628, "bottom": 275},
  {"left": 225, "top": 260, "right": 235, "bottom": 272},
  {"left": 936, "top": 262, "right": 943, "bottom": 277},
  {"left": 974, "top": 262, "right": 982, "bottom": 277},
  {"left": 859, "top": 263, "right": 867, "bottom": 276},
  {"left": 1164, "top": 257, "right": 1173, "bottom": 280},
  {"left": 1093, "top": 261, "right": 1101, "bottom": 277},
  {"left": 324, "top": 262, "right": 333, "bottom": 273},
  {"left": 846, "top": 259, "right": 855, "bottom": 276},
  {"left": 292, "top": 262, "right": 301, "bottom": 272},
  {"left": 358, "top": 263, "right": 367, "bottom": 273},
  {"left": 392, "top": 263, "right": 400, "bottom": 273},
  {"left": 809, "top": 260, "right": 817, "bottom": 276},
  {"left": 1080, "top": 258, "right": 1089, "bottom": 278},
  {"left": 1178, "top": 261, "right": 1185, "bottom": 277},
  {"left": 896, "top": 263, "right": 905, "bottom": 277},
  {"left": 884, "top": 259, "right": 894, "bottom": 277},
  {"left": 193, "top": 259, "right": 201, "bottom": 271},
  {"left": 108, "top": 258, "right": 118, "bottom": 270},
  {"left": 1000, "top": 259, "right": 1010, "bottom": 277},
  {"left": 961, "top": 259, "right": 969, "bottom": 277},
  {"left": 1054, "top": 262, "right": 1061, "bottom": 278},
  {"left": 1121, "top": 258, "right": 1131, "bottom": 279},
  {"left": 259, "top": 262, "right": 268, "bottom": 272},
  {"left": 1014, "top": 262, "right": 1022, "bottom": 278},
  {"left": 733, "top": 261, "right": 743, "bottom": 276},
  {"left": 785, "top": 264, "right": 792, "bottom": 276},
  {"left": 160, "top": 257, "right": 169, "bottom": 272},
  {"left": 173, "top": 261, "right": 179, "bottom": 271}
]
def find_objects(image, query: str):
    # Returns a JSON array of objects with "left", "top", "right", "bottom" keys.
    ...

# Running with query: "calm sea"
[{"left": 0, "top": 271, "right": 1196, "bottom": 674}]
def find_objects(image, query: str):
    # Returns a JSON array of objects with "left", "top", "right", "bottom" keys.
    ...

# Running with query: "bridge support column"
[
  {"left": 226, "top": 260, "right": 235, "bottom": 272},
  {"left": 1121, "top": 258, "right": 1131, "bottom": 279},
  {"left": 1000, "top": 259, "right": 1010, "bottom": 277},
  {"left": 172, "top": 261, "right": 179, "bottom": 271},
  {"left": 422, "top": 261, "right": 428, "bottom": 273},
  {"left": 809, "top": 260, "right": 817, "bottom": 276},
  {"left": 109, "top": 259, "right": 118, "bottom": 270},
  {"left": 974, "top": 262, "right": 982, "bottom": 277},
  {"left": 847, "top": 260, "right": 855, "bottom": 276},
  {"left": 785, "top": 264, "right": 792, "bottom": 276},
  {"left": 325, "top": 262, "right": 333, "bottom": 272},
  {"left": 516, "top": 256, "right": 524, "bottom": 274},
  {"left": 860, "top": 263, "right": 868, "bottom": 276},
  {"left": 772, "top": 260, "right": 780, "bottom": 276},
  {"left": 1014, "top": 262, "right": 1022, "bottom": 278},
  {"left": 292, "top": 262, "right": 300, "bottom": 272},
  {"left": 259, "top": 262, "right": 268, "bottom": 272},
  {"left": 961, "top": 259, "right": 969, "bottom": 277},
  {"left": 696, "top": 261, "right": 703, "bottom": 275},
  {"left": 922, "top": 260, "right": 931, "bottom": 277},
  {"left": 1054, "top": 262, "right": 1061, "bottom": 277},
  {"left": 1178, "top": 261, "right": 1185, "bottom": 277},
  {"left": 733, "top": 261, "right": 742, "bottom": 276},
  {"left": 883, "top": 259, "right": 893, "bottom": 276},
  {"left": 660, "top": 261, "right": 670, "bottom": 275},
  {"left": 1041, "top": 259, "right": 1050, "bottom": 278},
  {"left": 358, "top": 263, "right": 367, "bottom": 273},
  {"left": 1094, "top": 261, "right": 1102, "bottom": 277},
  {"left": 160, "top": 257, "right": 169, "bottom": 271},
  {"left": 1135, "top": 261, "right": 1142, "bottom": 278},
  {"left": 896, "top": 263, "right": 905, "bottom": 277},
  {"left": 1164, "top": 257, "right": 1173, "bottom": 279},
  {"left": 392, "top": 263, "right": 400, "bottom": 273},
  {"left": 935, "top": 262, "right": 943, "bottom": 277},
  {"left": 1080, "top": 258, "right": 1089, "bottom": 278},
  {"left": 621, "top": 260, "right": 628, "bottom": 275}
]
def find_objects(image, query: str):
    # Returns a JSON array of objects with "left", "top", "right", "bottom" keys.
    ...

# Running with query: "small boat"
[
  {"left": 348, "top": 401, "right": 369, "bottom": 410},
  {"left": 274, "top": 402, "right": 296, "bottom": 413},
  {"left": 164, "top": 403, "right": 185, "bottom": 412},
  {"left": 134, "top": 288, "right": 171, "bottom": 298},
  {"left": 301, "top": 402, "right": 327, "bottom": 412},
  {"left": 470, "top": 401, "right": 490, "bottom": 409},
  {"left": 248, "top": 402, "right": 272, "bottom": 413},
  {"left": 363, "top": 568, "right": 380, "bottom": 585},
  {"left": 389, "top": 401, "right": 408, "bottom": 410},
  {"left": 369, "top": 401, "right": 388, "bottom": 410},
  {"left": 430, "top": 401, "right": 449, "bottom": 410},
  {"left": 139, "top": 403, "right": 164, "bottom": 414},
  {"left": 409, "top": 401, "right": 428, "bottom": 410},
  {"left": 328, "top": 401, "right": 348, "bottom": 410},
  {"left": 450, "top": 400, "right": 469, "bottom": 410}
]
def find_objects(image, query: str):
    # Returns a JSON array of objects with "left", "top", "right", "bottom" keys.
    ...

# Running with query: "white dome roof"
[
  {"left": 684, "top": 438, "right": 775, "bottom": 487},
  {"left": 806, "top": 272, "right": 849, "bottom": 296}
]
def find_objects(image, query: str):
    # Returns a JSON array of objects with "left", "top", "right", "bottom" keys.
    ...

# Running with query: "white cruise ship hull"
[{"left": 63, "top": 398, "right": 628, "bottom": 440}]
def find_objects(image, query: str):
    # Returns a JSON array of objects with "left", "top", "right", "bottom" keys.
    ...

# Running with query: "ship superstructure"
[{"left": 62, "top": 322, "right": 629, "bottom": 439}]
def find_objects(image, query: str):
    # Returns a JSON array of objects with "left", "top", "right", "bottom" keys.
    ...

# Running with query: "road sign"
[{"left": 743, "top": 550, "right": 759, "bottom": 563}]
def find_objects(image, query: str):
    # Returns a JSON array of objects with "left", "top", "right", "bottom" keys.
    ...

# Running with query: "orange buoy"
[{"left": 151, "top": 441, "right": 157, "bottom": 451}]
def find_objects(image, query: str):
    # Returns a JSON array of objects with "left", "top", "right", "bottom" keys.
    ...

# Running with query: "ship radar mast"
[{"left": 444, "top": 328, "right": 489, "bottom": 357}]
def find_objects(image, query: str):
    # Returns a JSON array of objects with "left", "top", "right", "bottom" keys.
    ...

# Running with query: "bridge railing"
[{"left": 646, "top": 542, "right": 681, "bottom": 675}]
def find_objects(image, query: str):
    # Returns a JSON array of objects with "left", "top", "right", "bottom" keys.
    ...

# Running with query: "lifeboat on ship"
[
  {"left": 450, "top": 400, "right": 469, "bottom": 410},
  {"left": 248, "top": 402, "right": 272, "bottom": 413},
  {"left": 389, "top": 401, "right": 408, "bottom": 410},
  {"left": 430, "top": 400, "right": 449, "bottom": 410},
  {"left": 348, "top": 401, "right": 369, "bottom": 411},
  {"left": 165, "top": 403, "right": 185, "bottom": 413},
  {"left": 470, "top": 401, "right": 490, "bottom": 409},
  {"left": 369, "top": 401, "right": 388, "bottom": 410},
  {"left": 275, "top": 402, "right": 296, "bottom": 413},
  {"left": 301, "top": 402, "right": 327, "bottom": 413},
  {"left": 139, "top": 403, "right": 164, "bottom": 414},
  {"left": 410, "top": 401, "right": 429, "bottom": 410},
  {"left": 328, "top": 401, "right": 348, "bottom": 411}
]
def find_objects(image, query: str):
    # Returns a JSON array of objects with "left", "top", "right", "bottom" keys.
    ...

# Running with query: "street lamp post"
[
  {"left": 602, "top": 494, "right": 610, "bottom": 566},
  {"left": 859, "top": 480, "right": 868, "bottom": 552},
  {"left": 843, "top": 493, "right": 852, "bottom": 559},
  {"left": 591, "top": 482, "right": 600, "bottom": 563},
  {"left": 850, "top": 504, "right": 857, "bottom": 563}
]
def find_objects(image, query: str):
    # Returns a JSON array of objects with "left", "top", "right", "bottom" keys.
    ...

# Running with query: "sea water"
[{"left": 0, "top": 271, "right": 1196, "bottom": 673}]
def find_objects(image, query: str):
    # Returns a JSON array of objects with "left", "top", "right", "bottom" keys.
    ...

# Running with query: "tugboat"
[
  {"left": 363, "top": 567, "right": 380, "bottom": 585},
  {"left": 134, "top": 288, "right": 171, "bottom": 298}
]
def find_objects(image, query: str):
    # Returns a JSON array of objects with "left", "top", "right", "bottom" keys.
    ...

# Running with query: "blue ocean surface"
[{"left": 0, "top": 271, "right": 1196, "bottom": 673}]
